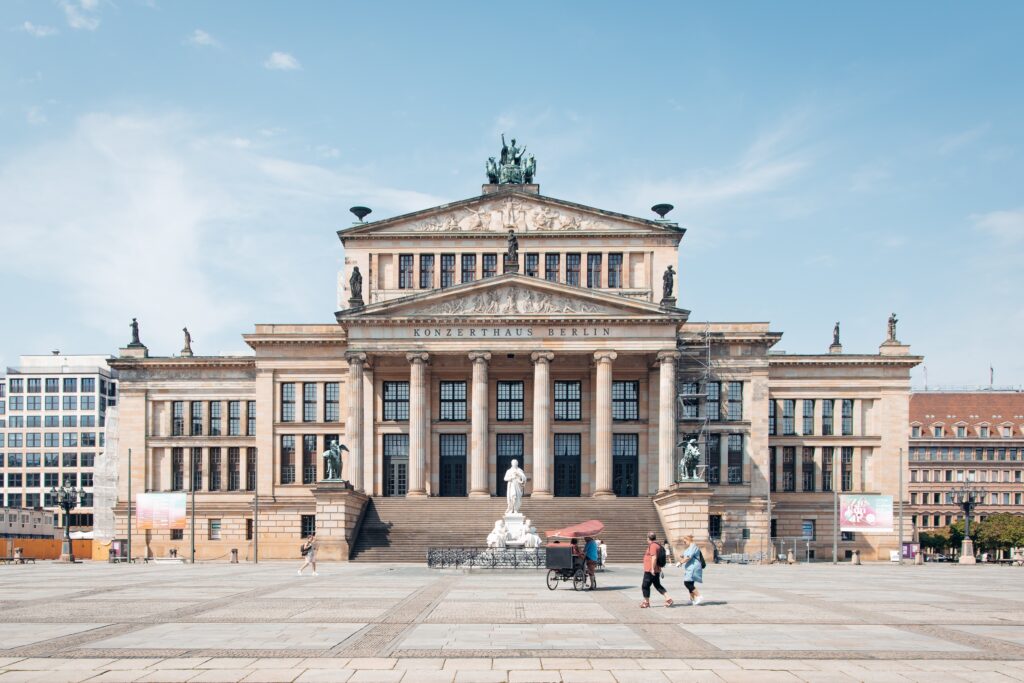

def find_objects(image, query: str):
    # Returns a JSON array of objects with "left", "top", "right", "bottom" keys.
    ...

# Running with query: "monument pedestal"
[
  {"left": 654, "top": 481, "right": 713, "bottom": 557},
  {"left": 347, "top": 297, "right": 364, "bottom": 310},
  {"left": 660, "top": 297, "right": 677, "bottom": 309},
  {"left": 311, "top": 481, "right": 368, "bottom": 561},
  {"left": 503, "top": 256, "right": 520, "bottom": 274},
  {"left": 959, "top": 539, "right": 976, "bottom": 564}
]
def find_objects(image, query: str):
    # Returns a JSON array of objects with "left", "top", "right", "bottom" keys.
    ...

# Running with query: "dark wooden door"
[
  {"left": 554, "top": 456, "right": 581, "bottom": 497},
  {"left": 613, "top": 457, "right": 638, "bottom": 496},
  {"left": 439, "top": 457, "right": 467, "bottom": 497}
]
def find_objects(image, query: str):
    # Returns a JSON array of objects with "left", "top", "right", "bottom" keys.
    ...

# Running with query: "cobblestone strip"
[{"left": 897, "top": 624, "right": 1024, "bottom": 659}]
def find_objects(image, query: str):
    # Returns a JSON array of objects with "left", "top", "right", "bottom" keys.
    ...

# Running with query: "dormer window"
[
  {"left": 980, "top": 426, "right": 989, "bottom": 438},
  {"left": 933, "top": 426, "right": 942, "bottom": 438},
  {"left": 957, "top": 425, "right": 966, "bottom": 438},
  {"left": 911, "top": 426, "right": 921, "bottom": 438},
  {"left": 1002, "top": 426, "right": 1012, "bottom": 438}
]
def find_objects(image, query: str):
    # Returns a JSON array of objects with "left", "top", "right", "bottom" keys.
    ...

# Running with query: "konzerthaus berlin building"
[{"left": 107, "top": 146, "right": 921, "bottom": 561}]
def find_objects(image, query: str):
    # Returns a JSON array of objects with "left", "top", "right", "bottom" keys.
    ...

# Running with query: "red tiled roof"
[{"left": 910, "top": 392, "right": 1024, "bottom": 437}]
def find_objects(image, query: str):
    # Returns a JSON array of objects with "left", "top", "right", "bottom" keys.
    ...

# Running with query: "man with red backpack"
[{"left": 640, "top": 532, "right": 673, "bottom": 608}]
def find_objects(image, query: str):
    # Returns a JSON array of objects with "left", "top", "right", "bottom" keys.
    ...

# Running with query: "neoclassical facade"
[{"left": 108, "top": 170, "right": 920, "bottom": 561}]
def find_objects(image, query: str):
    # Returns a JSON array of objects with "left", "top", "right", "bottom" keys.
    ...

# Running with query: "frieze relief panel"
[
  {"left": 402, "top": 285, "right": 615, "bottom": 316},
  {"left": 397, "top": 196, "right": 632, "bottom": 233}
]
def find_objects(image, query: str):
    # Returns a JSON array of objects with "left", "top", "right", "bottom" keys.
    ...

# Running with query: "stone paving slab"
[{"left": 85, "top": 623, "right": 365, "bottom": 650}]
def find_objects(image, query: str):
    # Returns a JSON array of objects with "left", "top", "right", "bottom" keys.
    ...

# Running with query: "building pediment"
[
  {"left": 338, "top": 189, "right": 683, "bottom": 240},
  {"left": 337, "top": 273, "right": 688, "bottom": 324}
]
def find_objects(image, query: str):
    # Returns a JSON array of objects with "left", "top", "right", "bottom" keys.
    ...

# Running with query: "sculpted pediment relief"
[{"left": 413, "top": 285, "right": 612, "bottom": 316}]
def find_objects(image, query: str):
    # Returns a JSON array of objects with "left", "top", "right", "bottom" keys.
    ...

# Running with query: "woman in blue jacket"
[{"left": 675, "top": 534, "right": 704, "bottom": 605}]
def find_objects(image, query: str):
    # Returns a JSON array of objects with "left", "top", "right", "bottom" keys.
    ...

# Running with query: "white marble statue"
[
  {"left": 503, "top": 459, "right": 528, "bottom": 515},
  {"left": 486, "top": 520, "right": 507, "bottom": 548},
  {"left": 522, "top": 526, "right": 542, "bottom": 549}
]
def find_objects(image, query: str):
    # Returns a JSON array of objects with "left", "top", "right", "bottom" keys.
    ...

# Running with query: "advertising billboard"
[
  {"left": 839, "top": 494, "right": 893, "bottom": 533},
  {"left": 136, "top": 492, "right": 187, "bottom": 530}
]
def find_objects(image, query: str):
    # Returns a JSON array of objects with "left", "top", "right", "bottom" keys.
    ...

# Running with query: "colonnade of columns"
[{"left": 342, "top": 348, "right": 681, "bottom": 496}]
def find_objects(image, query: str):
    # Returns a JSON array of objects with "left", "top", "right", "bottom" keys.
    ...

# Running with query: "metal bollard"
[
  {"left": 230, "top": 548, "right": 238, "bottom": 564},
  {"left": 786, "top": 549, "right": 795, "bottom": 565},
  {"left": 852, "top": 550, "right": 861, "bottom": 565}
]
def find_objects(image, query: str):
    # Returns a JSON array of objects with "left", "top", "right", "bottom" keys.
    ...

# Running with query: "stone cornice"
[
  {"left": 768, "top": 354, "right": 924, "bottom": 368},
  {"left": 108, "top": 356, "right": 255, "bottom": 371}
]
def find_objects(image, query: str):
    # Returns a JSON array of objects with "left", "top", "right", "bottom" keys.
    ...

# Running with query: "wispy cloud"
[
  {"left": 19, "top": 21, "right": 59, "bottom": 37},
  {"left": 937, "top": 123, "right": 990, "bottom": 155},
  {"left": 25, "top": 106, "right": 47, "bottom": 125},
  {"left": 0, "top": 112, "right": 443, "bottom": 361},
  {"left": 60, "top": 0, "right": 101, "bottom": 31},
  {"left": 264, "top": 51, "right": 301, "bottom": 71},
  {"left": 186, "top": 29, "right": 220, "bottom": 48},
  {"left": 972, "top": 207, "right": 1024, "bottom": 243}
]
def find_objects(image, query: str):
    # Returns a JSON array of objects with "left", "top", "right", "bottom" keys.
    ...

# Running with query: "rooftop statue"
[
  {"left": 887, "top": 312, "right": 898, "bottom": 343},
  {"left": 506, "top": 229, "right": 519, "bottom": 261},
  {"left": 662, "top": 265, "right": 675, "bottom": 300},
  {"left": 349, "top": 266, "right": 363, "bottom": 299},
  {"left": 489, "top": 134, "right": 536, "bottom": 185},
  {"left": 129, "top": 318, "right": 142, "bottom": 346},
  {"left": 833, "top": 321, "right": 841, "bottom": 346}
]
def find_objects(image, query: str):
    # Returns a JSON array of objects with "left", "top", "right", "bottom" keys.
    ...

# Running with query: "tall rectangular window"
[
  {"left": 300, "top": 515, "right": 316, "bottom": 538},
  {"left": 247, "top": 401, "right": 256, "bottom": 436},
  {"left": 612, "top": 381, "right": 639, "bottom": 421},
  {"left": 191, "top": 447, "right": 203, "bottom": 491},
  {"left": 802, "top": 400, "right": 814, "bottom": 435},
  {"left": 608, "top": 253, "right": 623, "bottom": 288},
  {"left": 419, "top": 254, "right": 435, "bottom": 288},
  {"left": 782, "top": 399, "right": 795, "bottom": 435},
  {"left": 302, "top": 434, "right": 317, "bottom": 484},
  {"left": 190, "top": 402, "right": 203, "bottom": 436},
  {"left": 768, "top": 400, "right": 776, "bottom": 436},
  {"left": 496, "top": 433, "right": 523, "bottom": 458},
  {"left": 822, "top": 400, "right": 834, "bottom": 436},
  {"left": 303, "top": 383, "right": 317, "bottom": 423},
  {"left": 461, "top": 254, "right": 476, "bottom": 283},
  {"left": 554, "top": 381, "right": 581, "bottom": 421},
  {"left": 769, "top": 447, "right": 776, "bottom": 492},
  {"left": 172, "top": 401, "right": 184, "bottom": 436},
  {"left": 682, "top": 382, "right": 699, "bottom": 419},
  {"left": 482, "top": 253, "right": 497, "bottom": 278},
  {"left": 172, "top": 448, "right": 184, "bottom": 491},
  {"left": 82, "top": 377, "right": 95, "bottom": 393},
  {"left": 727, "top": 382, "right": 743, "bottom": 420},
  {"left": 441, "top": 254, "right": 456, "bottom": 288},
  {"left": 497, "top": 381, "right": 524, "bottom": 421},
  {"left": 398, "top": 254, "right": 414, "bottom": 289},
  {"left": 383, "top": 381, "right": 410, "bottom": 421},
  {"left": 27, "top": 378, "right": 41, "bottom": 393},
  {"left": 227, "top": 447, "right": 240, "bottom": 491},
  {"left": 246, "top": 448, "right": 257, "bottom": 491},
  {"left": 209, "top": 402, "right": 221, "bottom": 436},
  {"left": 439, "top": 381, "right": 467, "bottom": 421},
  {"left": 439, "top": 433, "right": 466, "bottom": 458},
  {"left": 228, "top": 401, "right": 241, "bottom": 436},
  {"left": 706, "top": 382, "right": 721, "bottom": 422},
  {"left": 324, "top": 383, "right": 339, "bottom": 422},
  {"left": 280, "top": 436, "right": 295, "bottom": 484},
  {"left": 841, "top": 447, "right": 854, "bottom": 491},
  {"left": 525, "top": 253, "right": 539, "bottom": 277},
  {"left": 280, "top": 383, "right": 295, "bottom": 422},
  {"left": 802, "top": 446, "right": 815, "bottom": 491},
  {"left": 706, "top": 434, "right": 720, "bottom": 485},
  {"left": 783, "top": 446, "right": 796, "bottom": 492},
  {"left": 63, "top": 378, "right": 77, "bottom": 393},
  {"left": 545, "top": 253, "right": 560, "bottom": 282},
  {"left": 587, "top": 253, "right": 602, "bottom": 288},
  {"left": 566, "top": 253, "right": 581, "bottom": 286},
  {"left": 209, "top": 448, "right": 221, "bottom": 491},
  {"left": 727, "top": 434, "right": 743, "bottom": 484},
  {"left": 842, "top": 399, "right": 854, "bottom": 436},
  {"left": 45, "top": 378, "right": 59, "bottom": 393}
]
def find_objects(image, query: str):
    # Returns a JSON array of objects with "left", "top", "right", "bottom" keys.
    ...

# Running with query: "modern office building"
[
  {"left": 0, "top": 354, "right": 118, "bottom": 531},
  {"left": 908, "top": 391, "right": 1024, "bottom": 531}
]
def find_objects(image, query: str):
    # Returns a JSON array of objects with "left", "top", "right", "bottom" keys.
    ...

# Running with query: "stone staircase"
[{"left": 350, "top": 496, "right": 667, "bottom": 563}]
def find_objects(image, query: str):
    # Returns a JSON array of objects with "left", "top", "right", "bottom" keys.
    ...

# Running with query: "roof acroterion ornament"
[{"left": 486, "top": 134, "right": 536, "bottom": 185}]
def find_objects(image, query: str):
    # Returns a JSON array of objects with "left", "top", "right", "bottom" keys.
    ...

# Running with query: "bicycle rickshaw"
[{"left": 544, "top": 519, "right": 603, "bottom": 591}]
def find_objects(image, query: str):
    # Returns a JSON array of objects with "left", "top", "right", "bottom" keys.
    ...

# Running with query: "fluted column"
[
  {"left": 531, "top": 351, "right": 554, "bottom": 498},
  {"left": 593, "top": 351, "right": 618, "bottom": 497},
  {"left": 407, "top": 352, "right": 429, "bottom": 497},
  {"left": 658, "top": 350, "right": 680, "bottom": 491},
  {"left": 344, "top": 352, "right": 366, "bottom": 491},
  {"left": 469, "top": 351, "right": 491, "bottom": 497}
]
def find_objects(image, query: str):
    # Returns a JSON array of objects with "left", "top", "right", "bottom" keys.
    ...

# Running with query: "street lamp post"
[
  {"left": 951, "top": 482, "right": 987, "bottom": 565},
  {"left": 51, "top": 485, "right": 86, "bottom": 563}
]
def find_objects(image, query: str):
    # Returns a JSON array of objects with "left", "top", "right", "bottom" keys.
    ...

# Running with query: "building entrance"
[
  {"left": 383, "top": 434, "right": 408, "bottom": 497},
  {"left": 495, "top": 433, "right": 524, "bottom": 498},
  {"left": 553, "top": 433, "right": 582, "bottom": 497},
  {"left": 439, "top": 457, "right": 466, "bottom": 496},
  {"left": 613, "top": 458, "right": 638, "bottom": 496}
]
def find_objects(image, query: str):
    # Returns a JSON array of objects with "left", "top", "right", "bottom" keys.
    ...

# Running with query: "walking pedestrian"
[
  {"left": 640, "top": 532, "right": 672, "bottom": 608},
  {"left": 675, "top": 533, "right": 704, "bottom": 604},
  {"left": 584, "top": 536, "right": 599, "bottom": 589},
  {"left": 297, "top": 533, "right": 318, "bottom": 576}
]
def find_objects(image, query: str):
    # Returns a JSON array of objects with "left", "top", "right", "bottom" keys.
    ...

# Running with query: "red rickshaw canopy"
[{"left": 544, "top": 520, "right": 604, "bottom": 539}]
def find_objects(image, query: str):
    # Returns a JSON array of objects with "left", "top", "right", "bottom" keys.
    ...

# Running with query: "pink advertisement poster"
[
  {"left": 839, "top": 495, "right": 893, "bottom": 533},
  {"left": 136, "top": 492, "right": 187, "bottom": 530}
]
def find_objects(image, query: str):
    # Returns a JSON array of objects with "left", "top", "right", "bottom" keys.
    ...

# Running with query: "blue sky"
[{"left": 1, "top": 1, "right": 1022, "bottom": 387}]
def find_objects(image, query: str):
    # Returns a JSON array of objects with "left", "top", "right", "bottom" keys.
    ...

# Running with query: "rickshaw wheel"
[
  {"left": 546, "top": 569, "right": 559, "bottom": 591},
  {"left": 572, "top": 568, "right": 586, "bottom": 591}
]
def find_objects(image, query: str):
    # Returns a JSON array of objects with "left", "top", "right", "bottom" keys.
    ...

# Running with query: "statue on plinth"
[
  {"left": 487, "top": 520, "right": 507, "bottom": 548},
  {"left": 322, "top": 440, "right": 348, "bottom": 481},
  {"left": 833, "top": 321, "right": 840, "bottom": 346},
  {"left": 887, "top": 312, "right": 898, "bottom": 343},
  {"left": 128, "top": 318, "right": 142, "bottom": 346},
  {"left": 677, "top": 438, "right": 702, "bottom": 481},
  {"left": 506, "top": 229, "right": 519, "bottom": 262},
  {"left": 349, "top": 267, "right": 363, "bottom": 300},
  {"left": 489, "top": 134, "right": 536, "bottom": 185},
  {"left": 504, "top": 459, "right": 528, "bottom": 515},
  {"left": 662, "top": 265, "right": 675, "bottom": 300},
  {"left": 181, "top": 327, "right": 193, "bottom": 356}
]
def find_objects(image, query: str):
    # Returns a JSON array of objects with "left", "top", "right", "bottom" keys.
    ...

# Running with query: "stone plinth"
[
  {"left": 660, "top": 297, "right": 677, "bottom": 309},
  {"left": 829, "top": 343, "right": 843, "bottom": 354},
  {"left": 503, "top": 256, "right": 520, "bottom": 273},
  {"left": 311, "top": 481, "right": 368, "bottom": 561},
  {"left": 959, "top": 539, "right": 976, "bottom": 564},
  {"left": 348, "top": 297, "right": 364, "bottom": 310},
  {"left": 119, "top": 345, "right": 148, "bottom": 358},
  {"left": 654, "top": 481, "right": 713, "bottom": 557}
]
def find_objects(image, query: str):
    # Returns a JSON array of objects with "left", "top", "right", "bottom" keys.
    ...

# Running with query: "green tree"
[
  {"left": 919, "top": 531, "right": 948, "bottom": 552},
  {"left": 976, "top": 513, "right": 1024, "bottom": 552}
]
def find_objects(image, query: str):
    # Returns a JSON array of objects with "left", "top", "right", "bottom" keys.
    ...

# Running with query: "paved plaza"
[{"left": 0, "top": 562, "right": 1022, "bottom": 682}]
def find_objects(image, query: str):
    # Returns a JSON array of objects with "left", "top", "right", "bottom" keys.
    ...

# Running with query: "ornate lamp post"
[
  {"left": 950, "top": 482, "right": 987, "bottom": 565},
  {"left": 51, "top": 485, "right": 85, "bottom": 563}
]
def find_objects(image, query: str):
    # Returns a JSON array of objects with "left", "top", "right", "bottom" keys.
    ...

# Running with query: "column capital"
[
  {"left": 406, "top": 352, "right": 429, "bottom": 365},
  {"left": 657, "top": 350, "right": 681, "bottom": 365},
  {"left": 531, "top": 351, "right": 555, "bottom": 365},
  {"left": 468, "top": 351, "right": 492, "bottom": 364},
  {"left": 344, "top": 351, "right": 367, "bottom": 365},
  {"left": 594, "top": 350, "right": 618, "bottom": 364}
]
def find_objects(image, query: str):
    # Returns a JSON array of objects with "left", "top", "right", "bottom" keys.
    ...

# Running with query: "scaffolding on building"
[{"left": 675, "top": 321, "right": 717, "bottom": 480}]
